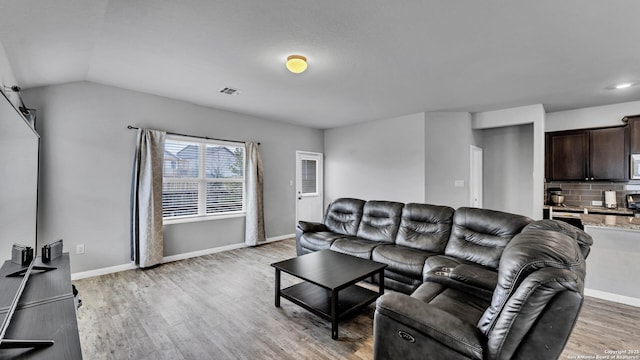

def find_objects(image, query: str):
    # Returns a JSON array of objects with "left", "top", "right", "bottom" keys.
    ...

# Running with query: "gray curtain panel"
[
  {"left": 245, "top": 142, "right": 265, "bottom": 246},
  {"left": 130, "top": 128, "right": 166, "bottom": 268}
]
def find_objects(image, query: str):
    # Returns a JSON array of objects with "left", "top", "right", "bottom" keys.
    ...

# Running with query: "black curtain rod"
[{"left": 127, "top": 125, "right": 259, "bottom": 145}]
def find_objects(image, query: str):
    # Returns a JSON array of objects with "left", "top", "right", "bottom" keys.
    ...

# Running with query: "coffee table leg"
[
  {"left": 275, "top": 269, "right": 281, "bottom": 307},
  {"left": 331, "top": 290, "right": 338, "bottom": 339},
  {"left": 378, "top": 269, "right": 385, "bottom": 297}
]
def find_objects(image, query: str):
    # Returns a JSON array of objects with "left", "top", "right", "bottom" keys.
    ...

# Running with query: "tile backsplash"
[{"left": 545, "top": 181, "right": 640, "bottom": 208}]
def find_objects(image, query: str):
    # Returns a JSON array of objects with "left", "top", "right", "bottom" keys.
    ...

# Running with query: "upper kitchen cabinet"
[
  {"left": 627, "top": 115, "right": 640, "bottom": 153},
  {"left": 546, "top": 126, "right": 628, "bottom": 181},
  {"left": 546, "top": 131, "right": 589, "bottom": 181},
  {"left": 590, "top": 126, "right": 628, "bottom": 180}
]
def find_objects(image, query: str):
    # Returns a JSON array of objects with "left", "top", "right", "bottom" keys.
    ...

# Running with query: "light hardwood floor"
[{"left": 74, "top": 239, "right": 640, "bottom": 360}]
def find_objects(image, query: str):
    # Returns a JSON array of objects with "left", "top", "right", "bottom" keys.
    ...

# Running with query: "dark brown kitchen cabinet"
[
  {"left": 546, "top": 126, "right": 628, "bottom": 181},
  {"left": 629, "top": 116, "right": 640, "bottom": 153},
  {"left": 590, "top": 126, "right": 628, "bottom": 180},
  {"left": 547, "top": 131, "right": 589, "bottom": 181}
]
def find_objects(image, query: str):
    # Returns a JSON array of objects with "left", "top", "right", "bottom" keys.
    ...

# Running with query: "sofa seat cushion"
[
  {"left": 298, "top": 231, "right": 347, "bottom": 252},
  {"left": 375, "top": 291, "right": 485, "bottom": 360},
  {"left": 382, "top": 274, "right": 422, "bottom": 295},
  {"left": 412, "top": 282, "right": 489, "bottom": 326},
  {"left": 330, "top": 237, "right": 381, "bottom": 259},
  {"left": 372, "top": 245, "right": 435, "bottom": 279}
]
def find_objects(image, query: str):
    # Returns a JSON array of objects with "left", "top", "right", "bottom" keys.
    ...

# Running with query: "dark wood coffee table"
[{"left": 271, "top": 250, "right": 387, "bottom": 339}]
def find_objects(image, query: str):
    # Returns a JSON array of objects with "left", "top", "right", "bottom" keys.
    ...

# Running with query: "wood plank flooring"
[{"left": 73, "top": 238, "right": 640, "bottom": 360}]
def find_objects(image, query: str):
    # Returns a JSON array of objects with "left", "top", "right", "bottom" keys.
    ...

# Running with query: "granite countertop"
[
  {"left": 544, "top": 204, "right": 633, "bottom": 215},
  {"left": 581, "top": 214, "right": 640, "bottom": 230}
]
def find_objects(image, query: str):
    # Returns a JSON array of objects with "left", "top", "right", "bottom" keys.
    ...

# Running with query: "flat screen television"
[{"left": 0, "top": 90, "right": 39, "bottom": 261}]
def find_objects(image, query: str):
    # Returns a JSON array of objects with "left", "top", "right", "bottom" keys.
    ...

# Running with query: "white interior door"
[
  {"left": 296, "top": 151, "right": 324, "bottom": 223},
  {"left": 470, "top": 145, "right": 483, "bottom": 208}
]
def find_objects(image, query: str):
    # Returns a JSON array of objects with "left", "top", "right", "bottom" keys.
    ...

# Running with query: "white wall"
[
  {"left": 482, "top": 124, "right": 533, "bottom": 217},
  {"left": 24, "top": 81, "right": 323, "bottom": 273},
  {"left": 324, "top": 113, "right": 425, "bottom": 204},
  {"left": 0, "top": 41, "right": 20, "bottom": 107},
  {"left": 424, "top": 112, "right": 477, "bottom": 208},
  {"left": 546, "top": 100, "right": 640, "bottom": 132},
  {"left": 473, "top": 104, "right": 545, "bottom": 219}
]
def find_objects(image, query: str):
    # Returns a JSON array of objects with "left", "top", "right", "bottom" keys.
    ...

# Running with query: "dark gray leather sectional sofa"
[{"left": 295, "top": 198, "right": 592, "bottom": 360}]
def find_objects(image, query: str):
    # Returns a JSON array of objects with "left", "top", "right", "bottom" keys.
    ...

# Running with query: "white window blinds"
[{"left": 163, "top": 136, "right": 245, "bottom": 220}]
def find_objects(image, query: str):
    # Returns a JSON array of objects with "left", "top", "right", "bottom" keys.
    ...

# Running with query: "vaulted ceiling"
[{"left": 1, "top": 1, "right": 639, "bottom": 129}]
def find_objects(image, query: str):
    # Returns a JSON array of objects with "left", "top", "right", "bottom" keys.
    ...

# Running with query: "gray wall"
[
  {"left": 424, "top": 112, "right": 478, "bottom": 208},
  {"left": 24, "top": 81, "right": 323, "bottom": 273},
  {"left": 584, "top": 225, "right": 640, "bottom": 304},
  {"left": 481, "top": 124, "right": 533, "bottom": 217},
  {"left": 472, "top": 105, "right": 545, "bottom": 219},
  {"left": 0, "top": 41, "right": 20, "bottom": 108},
  {"left": 324, "top": 113, "right": 425, "bottom": 204},
  {"left": 546, "top": 100, "right": 640, "bottom": 132}
]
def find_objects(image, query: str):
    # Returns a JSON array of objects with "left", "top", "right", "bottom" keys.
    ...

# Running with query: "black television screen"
[{"left": 0, "top": 90, "right": 39, "bottom": 260}]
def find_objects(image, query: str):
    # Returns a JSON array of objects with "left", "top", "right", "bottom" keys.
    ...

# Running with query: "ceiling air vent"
[{"left": 219, "top": 87, "right": 240, "bottom": 95}]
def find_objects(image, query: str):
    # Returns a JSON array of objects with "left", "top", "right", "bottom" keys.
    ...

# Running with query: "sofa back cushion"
[
  {"left": 356, "top": 201, "right": 404, "bottom": 243},
  {"left": 323, "top": 198, "right": 365, "bottom": 236},
  {"left": 522, "top": 219, "right": 593, "bottom": 259},
  {"left": 444, "top": 207, "right": 533, "bottom": 269},
  {"left": 396, "top": 203, "right": 455, "bottom": 252}
]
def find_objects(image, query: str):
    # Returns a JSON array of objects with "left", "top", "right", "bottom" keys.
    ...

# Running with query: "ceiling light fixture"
[
  {"left": 608, "top": 81, "right": 638, "bottom": 90},
  {"left": 615, "top": 82, "right": 634, "bottom": 89},
  {"left": 286, "top": 55, "right": 307, "bottom": 74}
]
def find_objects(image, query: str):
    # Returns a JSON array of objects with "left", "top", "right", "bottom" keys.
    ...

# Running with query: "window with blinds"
[
  {"left": 162, "top": 135, "right": 245, "bottom": 221},
  {"left": 301, "top": 159, "right": 317, "bottom": 194}
]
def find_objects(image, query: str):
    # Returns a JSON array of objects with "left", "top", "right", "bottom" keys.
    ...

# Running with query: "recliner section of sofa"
[
  {"left": 330, "top": 200, "right": 404, "bottom": 259},
  {"left": 421, "top": 206, "right": 536, "bottom": 299},
  {"left": 373, "top": 221, "right": 590, "bottom": 360},
  {"left": 296, "top": 197, "right": 365, "bottom": 255},
  {"left": 371, "top": 203, "right": 454, "bottom": 294},
  {"left": 444, "top": 207, "right": 536, "bottom": 269}
]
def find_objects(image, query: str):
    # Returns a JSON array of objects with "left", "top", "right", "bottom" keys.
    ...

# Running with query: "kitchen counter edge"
[
  {"left": 544, "top": 205, "right": 633, "bottom": 215},
  {"left": 580, "top": 214, "right": 640, "bottom": 230}
]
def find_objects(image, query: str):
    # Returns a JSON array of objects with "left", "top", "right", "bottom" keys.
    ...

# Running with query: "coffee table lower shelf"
[{"left": 279, "top": 282, "right": 379, "bottom": 339}]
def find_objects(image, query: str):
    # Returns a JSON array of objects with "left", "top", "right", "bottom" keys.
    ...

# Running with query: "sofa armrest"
[
  {"left": 375, "top": 293, "right": 484, "bottom": 359},
  {"left": 423, "top": 258, "right": 497, "bottom": 301},
  {"left": 296, "top": 221, "right": 328, "bottom": 233}
]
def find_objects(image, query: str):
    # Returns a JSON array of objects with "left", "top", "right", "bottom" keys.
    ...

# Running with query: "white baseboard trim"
[
  {"left": 71, "top": 233, "right": 295, "bottom": 281},
  {"left": 585, "top": 288, "right": 640, "bottom": 307},
  {"left": 161, "top": 242, "right": 246, "bottom": 263},
  {"left": 71, "top": 263, "right": 137, "bottom": 281},
  {"left": 263, "top": 233, "right": 295, "bottom": 243}
]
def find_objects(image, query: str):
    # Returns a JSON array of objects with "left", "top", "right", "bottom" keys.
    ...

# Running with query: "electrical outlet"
[
  {"left": 76, "top": 244, "right": 85, "bottom": 254},
  {"left": 591, "top": 200, "right": 603, "bottom": 206},
  {"left": 454, "top": 180, "right": 465, "bottom": 188}
]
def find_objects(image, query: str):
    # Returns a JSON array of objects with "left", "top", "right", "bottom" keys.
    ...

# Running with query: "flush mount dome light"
[
  {"left": 615, "top": 82, "right": 634, "bottom": 89},
  {"left": 608, "top": 81, "right": 638, "bottom": 90},
  {"left": 286, "top": 55, "right": 307, "bottom": 74}
]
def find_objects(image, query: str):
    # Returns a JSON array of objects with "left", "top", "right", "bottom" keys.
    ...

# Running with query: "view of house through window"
[{"left": 162, "top": 135, "right": 245, "bottom": 220}]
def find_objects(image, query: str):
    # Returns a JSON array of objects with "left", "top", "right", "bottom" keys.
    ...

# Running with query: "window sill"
[{"left": 163, "top": 212, "right": 246, "bottom": 225}]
